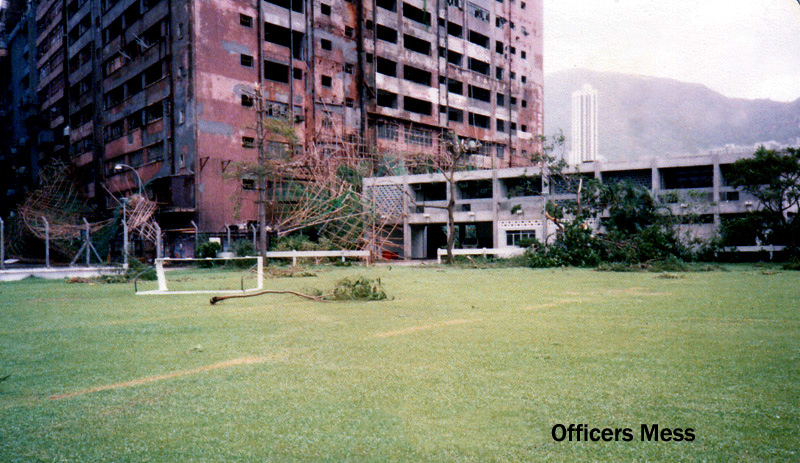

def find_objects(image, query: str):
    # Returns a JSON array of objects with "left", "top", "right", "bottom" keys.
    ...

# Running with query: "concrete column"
[{"left": 403, "top": 177, "right": 412, "bottom": 259}]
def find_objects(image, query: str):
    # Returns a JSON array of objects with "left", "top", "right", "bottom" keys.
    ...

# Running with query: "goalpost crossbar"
[{"left": 135, "top": 256, "right": 264, "bottom": 295}]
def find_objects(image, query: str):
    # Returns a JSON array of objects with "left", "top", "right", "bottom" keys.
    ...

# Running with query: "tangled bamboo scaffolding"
[{"left": 18, "top": 162, "right": 112, "bottom": 255}]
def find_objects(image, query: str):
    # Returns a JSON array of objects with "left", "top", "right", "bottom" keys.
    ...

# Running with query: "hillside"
[{"left": 544, "top": 69, "right": 800, "bottom": 161}]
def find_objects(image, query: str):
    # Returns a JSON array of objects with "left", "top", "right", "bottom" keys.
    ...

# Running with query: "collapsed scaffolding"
[{"left": 15, "top": 162, "right": 161, "bottom": 266}]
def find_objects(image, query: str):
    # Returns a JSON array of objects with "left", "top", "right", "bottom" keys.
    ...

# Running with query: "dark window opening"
[
  {"left": 495, "top": 41, "right": 504, "bottom": 54},
  {"left": 413, "top": 182, "right": 446, "bottom": 201},
  {"left": 240, "top": 54, "right": 253, "bottom": 67},
  {"left": 404, "top": 34, "right": 431, "bottom": 55},
  {"left": 264, "top": 22, "right": 304, "bottom": 59},
  {"left": 403, "top": 65, "right": 432, "bottom": 86},
  {"left": 321, "top": 75, "right": 332, "bottom": 87},
  {"left": 377, "top": 0, "right": 396, "bottom": 11},
  {"left": 264, "top": 0, "right": 303, "bottom": 13},
  {"left": 468, "top": 30, "right": 490, "bottom": 48},
  {"left": 403, "top": 96, "right": 432, "bottom": 115},
  {"left": 321, "top": 39, "right": 332, "bottom": 50},
  {"left": 468, "top": 57, "right": 490, "bottom": 75},
  {"left": 293, "top": 67, "right": 303, "bottom": 80},
  {"left": 240, "top": 14, "right": 253, "bottom": 27},
  {"left": 264, "top": 60, "right": 290, "bottom": 83},
  {"left": 242, "top": 136, "right": 256, "bottom": 148},
  {"left": 468, "top": 85, "right": 491, "bottom": 102},
  {"left": 377, "top": 90, "right": 398, "bottom": 108},
  {"left": 468, "top": 112, "right": 490, "bottom": 129},
  {"left": 143, "top": 62, "right": 164, "bottom": 86},
  {"left": 321, "top": 3, "right": 331, "bottom": 15},
  {"left": 458, "top": 179, "right": 493, "bottom": 199},
  {"left": 377, "top": 24, "right": 398, "bottom": 43},
  {"left": 448, "top": 108, "right": 463, "bottom": 122},
  {"left": 446, "top": 49, "right": 462, "bottom": 65},
  {"left": 402, "top": 2, "right": 431, "bottom": 25},
  {"left": 447, "top": 21, "right": 463, "bottom": 37},
  {"left": 447, "top": 79, "right": 463, "bottom": 95},
  {"left": 241, "top": 94, "right": 254, "bottom": 107},
  {"left": 377, "top": 57, "right": 397, "bottom": 76}
]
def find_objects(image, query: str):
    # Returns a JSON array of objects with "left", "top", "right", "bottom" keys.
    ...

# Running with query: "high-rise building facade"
[
  {"left": 570, "top": 83, "right": 597, "bottom": 164},
  {"left": 5, "top": 0, "right": 543, "bottom": 238}
]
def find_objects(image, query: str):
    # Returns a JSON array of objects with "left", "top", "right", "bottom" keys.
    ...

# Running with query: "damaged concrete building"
[{"left": 3, "top": 0, "right": 543, "bottom": 246}]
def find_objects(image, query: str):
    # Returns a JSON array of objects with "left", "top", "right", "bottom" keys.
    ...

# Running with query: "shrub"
[
  {"left": 328, "top": 277, "right": 387, "bottom": 301},
  {"left": 232, "top": 239, "right": 256, "bottom": 257},
  {"left": 196, "top": 241, "right": 221, "bottom": 258}
]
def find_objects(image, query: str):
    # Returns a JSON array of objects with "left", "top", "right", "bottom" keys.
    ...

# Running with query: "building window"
[
  {"left": 321, "top": 3, "right": 331, "bottom": 15},
  {"left": 522, "top": 100, "right": 527, "bottom": 108},
  {"left": 293, "top": 68, "right": 303, "bottom": 80},
  {"left": 345, "top": 63, "right": 354, "bottom": 74},
  {"left": 521, "top": 75, "right": 527, "bottom": 84},
  {"left": 345, "top": 26, "right": 354, "bottom": 37},
  {"left": 377, "top": 123, "right": 398, "bottom": 140},
  {"left": 506, "top": 230, "right": 537, "bottom": 246},
  {"left": 242, "top": 178, "right": 256, "bottom": 190},
  {"left": 405, "top": 127, "right": 433, "bottom": 146},
  {"left": 240, "top": 54, "right": 253, "bottom": 67},
  {"left": 346, "top": 98, "right": 355, "bottom": 108},
  {"left": 321, "top": 75, "right": 332, "bottom": 87},
  {"left": 240, "top": 14, "right": 253, "bottom": 27},
  {"left": 241, "top": 94, "right": 254, "bottom": 107},
  {"left": 242, "top": 136, "right": 255, "bottom": 148},
  {"left": 321, "top": 39, "right": 332, "bottom": 50},
  {"left": 521, "top": 50, "right": 527, "bottom": 59}
]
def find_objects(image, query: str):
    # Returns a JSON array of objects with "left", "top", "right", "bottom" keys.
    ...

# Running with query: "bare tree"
[{"left": 406, "top": 131, "right": 481, "bottom": 264}]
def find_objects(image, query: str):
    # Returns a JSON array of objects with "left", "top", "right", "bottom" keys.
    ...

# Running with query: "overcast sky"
[{"left": 544, "top": 0, "right": 800, "bottom": 102}]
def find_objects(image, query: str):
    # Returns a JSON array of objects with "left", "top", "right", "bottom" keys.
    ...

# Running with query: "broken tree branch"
[{"left": 210, "top": 289, "right": 325, "bottom": 305}]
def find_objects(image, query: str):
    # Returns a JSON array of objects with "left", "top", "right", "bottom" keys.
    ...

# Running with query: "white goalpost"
[{"left": 135, "top": 256, "right": 264, "bottom": 295}]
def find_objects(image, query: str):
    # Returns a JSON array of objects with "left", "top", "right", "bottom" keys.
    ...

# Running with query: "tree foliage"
[{"left": 725, "top": 146, "right": 800, "bottom": 253}]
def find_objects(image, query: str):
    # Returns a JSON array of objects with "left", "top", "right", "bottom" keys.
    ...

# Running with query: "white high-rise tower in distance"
[{"left": 570, "top": 84, "right": 598, "bottom": 164}]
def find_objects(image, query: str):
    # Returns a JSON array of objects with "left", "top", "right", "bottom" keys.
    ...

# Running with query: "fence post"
[
  {"left": 122, "top": 200, "right": 129, "bottom": 268},
  {"left": 84, "top": 218, "right": 91, "bottom": 266},
  {"left": 155, "top": 222, "right": 162, "bottom": 259},
  {"left": 42, "top": 216, "right": 50, "bottom": 268},
  {"left": 0, "top": 217, "right": 4, "bottom": 270},
  {"left": 190, "top": 220, "right": 198, "bottom": 255}
]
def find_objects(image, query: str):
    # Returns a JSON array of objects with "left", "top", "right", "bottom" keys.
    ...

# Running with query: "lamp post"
[
  {"left": 115, "top": 164, "right": 142, "bottom": 267},
  {"left": 114, "top": 163, "right": 143, "bottom": 197}
]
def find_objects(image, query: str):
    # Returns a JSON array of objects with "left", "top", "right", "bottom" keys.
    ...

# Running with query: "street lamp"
[
  {"left": 114, "top": 163, "right": 143, "bottom": 196},
  {"left": 114, "top": 163, "right": 143, "bottom": 268}
]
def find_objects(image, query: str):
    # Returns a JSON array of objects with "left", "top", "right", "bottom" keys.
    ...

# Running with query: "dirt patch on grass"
[
  {"left": 523, "top": 298, "right": 585, "bottom": 310},
  {"left": 49, "top": 355, "right": 280, "bottom": 400},
  {"left": 371, "top": 319, "right": 478, "bottom": 338},
  {"left": 605, "top": 288, "right": 672, "bottom": 297}
]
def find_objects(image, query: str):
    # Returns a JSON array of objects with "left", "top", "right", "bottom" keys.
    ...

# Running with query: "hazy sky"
[{"left": 544, "top": 0, "right": 800, "bottom": 102}]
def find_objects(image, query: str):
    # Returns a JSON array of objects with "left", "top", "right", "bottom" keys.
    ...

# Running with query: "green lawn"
[{"left": 1, "top": 265, "right": 798, "bottom": 462}]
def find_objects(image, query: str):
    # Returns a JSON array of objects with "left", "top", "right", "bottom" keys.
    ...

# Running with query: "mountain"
[{"left": 544, "top": 69, "right": 800, "bottom": 162}]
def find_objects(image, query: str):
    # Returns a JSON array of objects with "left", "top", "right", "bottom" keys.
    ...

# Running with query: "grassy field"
[{"left": 0, "top": 264, "right": 798, "bottom": 462}]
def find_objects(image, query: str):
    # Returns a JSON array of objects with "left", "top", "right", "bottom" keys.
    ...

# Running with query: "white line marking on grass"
[
  {"left": 371, "top": 319, "right": 479, "bottom": 338},
  {"left": 49, "top": 355, "right": 278, "bottom": 400}
]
